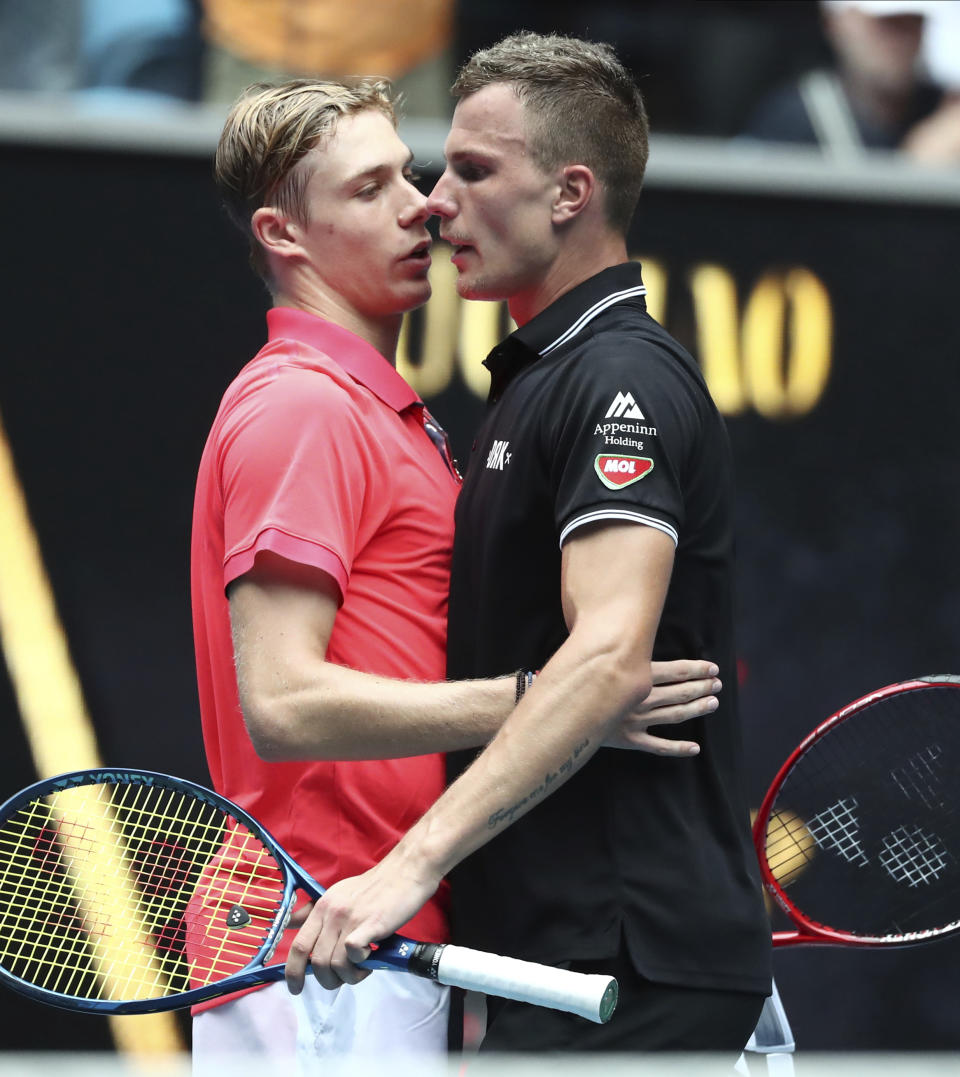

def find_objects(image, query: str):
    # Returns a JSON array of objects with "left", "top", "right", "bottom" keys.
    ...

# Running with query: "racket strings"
[
  {"left": 876, "top": 824, "right": 949, "bottom": 888},
  {"left": 762, "top": 685, "right": 960, "bottom": 941},
  {"left": 0, "top": 778, "right": 287, "bottom": 1002},
  {"left": 2, "top": 792, "right": 175, "bottom": 998},
  {"left": 0, "top": 791, "right": 167, "bottom": 1001}
]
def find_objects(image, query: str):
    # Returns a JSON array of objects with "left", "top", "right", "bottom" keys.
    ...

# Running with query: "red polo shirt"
[{"left": 190, "top": 308, "right": 460, "bottom": 1003}]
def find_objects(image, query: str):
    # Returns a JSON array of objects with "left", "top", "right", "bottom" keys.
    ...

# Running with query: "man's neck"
[
  {"left": 507, "top": 233, "right": 630, "bottom": 327},
  {"left": 273, "top": 289, "right": 402, "bottom": 363}
]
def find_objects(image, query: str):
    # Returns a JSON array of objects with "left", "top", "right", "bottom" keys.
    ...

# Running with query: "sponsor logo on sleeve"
[
  {"left": 594, "top": 390, "right": 657, "bottom": 452},
  {"left": 605, "top": 391, "right": 646, "bottom": 420},
  {"left": 594, "top": 454, "right": 654, "bottom": 489}
]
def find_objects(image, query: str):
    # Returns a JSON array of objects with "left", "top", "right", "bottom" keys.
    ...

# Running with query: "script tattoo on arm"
[{"left": 487, "top": 737, "right": 591, "bottom": 830}]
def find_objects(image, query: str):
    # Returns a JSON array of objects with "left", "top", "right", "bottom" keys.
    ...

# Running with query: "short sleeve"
[
  {"left": 217, "top": 370, "right": 374, "bottom": 599},
  {"left": 547, "top": 340, "right": 702, "bottom": 549}
]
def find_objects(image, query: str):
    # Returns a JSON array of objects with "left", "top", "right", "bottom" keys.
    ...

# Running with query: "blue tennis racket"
[{"left": 0, "top": 768, "right": 617, "bottom": 1022}]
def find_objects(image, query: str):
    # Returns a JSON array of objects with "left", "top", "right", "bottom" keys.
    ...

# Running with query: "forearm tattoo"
[{"left": 487, "top": 737, "right": 590, "bottom": 830}]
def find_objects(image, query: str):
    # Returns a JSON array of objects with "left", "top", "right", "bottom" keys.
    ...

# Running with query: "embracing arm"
[
  {"left": 230, "top": 550, "right": 718, "bottom": 761},
  {"left": 285, "top": 521, "right": 676, "bottom": 989},
  {"left": 229, "top": 552, "right": 512, "bottom": 760}
]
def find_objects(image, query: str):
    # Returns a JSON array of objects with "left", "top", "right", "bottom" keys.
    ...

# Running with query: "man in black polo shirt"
[{"left": 288, "top": 31, "right": 772, "bottom": 1054}]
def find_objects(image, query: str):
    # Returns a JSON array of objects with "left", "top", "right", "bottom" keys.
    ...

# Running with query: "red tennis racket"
[{"left": 754, "top": 675, "right": 960, "bottom": 948}]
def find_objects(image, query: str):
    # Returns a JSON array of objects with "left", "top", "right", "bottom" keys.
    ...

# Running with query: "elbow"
[
  {"left": 248, "top": 730, "right": 289, "bottom": 764},
  {"left": 241, "top": 700, "right": 288, "bottom": 762},
  {"left": 239, "top": 684, "right": 347, "bottom": 762},
  {"left": 239, "top": 690, "right": 303, "bottom": 762}
]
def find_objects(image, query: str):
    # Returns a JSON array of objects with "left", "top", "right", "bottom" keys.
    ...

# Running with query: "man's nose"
[
  {"left": 400, "top": 185, "right": 430, "bottom": 227},
  {"left": 426, "top": 171, "right": 456, "bottom": 219}
]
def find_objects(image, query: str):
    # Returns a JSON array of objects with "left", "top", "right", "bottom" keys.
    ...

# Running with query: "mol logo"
[{"left": 594, "top": 454, "right": 654, "bottom": 490}]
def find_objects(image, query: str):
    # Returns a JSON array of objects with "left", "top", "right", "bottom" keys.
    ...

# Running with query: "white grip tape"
[{"left": 434, "top": 944, "right": 618, "bottom": 1024}]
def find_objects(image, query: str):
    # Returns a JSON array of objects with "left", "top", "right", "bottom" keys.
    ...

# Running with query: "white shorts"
[{"left": 192, "top": 973, "right": 450, "bottom": 1077}]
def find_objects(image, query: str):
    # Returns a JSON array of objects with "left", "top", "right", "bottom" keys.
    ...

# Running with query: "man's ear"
[
  {"left": 552, "top": 164, "right": 596, "bottom": 224},
  {"left": 251, "top": 206, "right": 302, "bottom": 259}
]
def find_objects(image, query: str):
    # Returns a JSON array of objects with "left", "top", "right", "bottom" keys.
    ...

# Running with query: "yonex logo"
[
  {"left": 486, "top": 440, "right": 511, "bottom": 470},
  {"left": 595, "top": 454, "right": 654, "bottom": 489},
  {"left": 605, "top": 391, "right": 645, "bottom": 420},
  {"left": 225, "top": 904, "right": 251, "bottom": 929}
]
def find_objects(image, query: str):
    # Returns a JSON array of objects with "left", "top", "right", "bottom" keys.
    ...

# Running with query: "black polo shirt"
[{"left": 446, "top": 263, "right": 772, "bottom": 994}]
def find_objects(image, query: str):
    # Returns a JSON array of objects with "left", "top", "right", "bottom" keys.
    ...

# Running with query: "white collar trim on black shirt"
[{"left": 540, "top": 285, "right": 648, "bottom": 357}]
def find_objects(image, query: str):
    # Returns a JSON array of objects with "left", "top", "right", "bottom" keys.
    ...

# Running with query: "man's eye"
[
  {"left": 358, "top": 184, "right": 381, "bottom": 198},
  {"left": 404, "top": 170, "right": 422, "bottom": 184},
  {"left": 457, "top": 163, "right": 487, "bottom": 181}
]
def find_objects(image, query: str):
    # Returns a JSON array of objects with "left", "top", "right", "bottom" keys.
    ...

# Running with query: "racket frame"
[
  {"left": 0, "top": 767, "right": 342, "bottom": 1014},
  {"left": 753, "top": 677, "right": 960, "bottom": 949}
]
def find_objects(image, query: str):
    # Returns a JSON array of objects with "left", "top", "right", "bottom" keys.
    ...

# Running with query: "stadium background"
[{"left": 1, "top": 0, "right": 959, "bottom": 1063}]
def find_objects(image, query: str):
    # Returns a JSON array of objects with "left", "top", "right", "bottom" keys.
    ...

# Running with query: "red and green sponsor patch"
[{"left": 594, "top": 454, "right": 654, "bottom": 489}]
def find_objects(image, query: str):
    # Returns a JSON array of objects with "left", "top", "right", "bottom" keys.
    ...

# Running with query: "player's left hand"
[
  {"left": 284, "top": 854, "right": 441, "bottom": 992},
  {"left": 604, "top": 659, "right": 721, "bottom": 755}
]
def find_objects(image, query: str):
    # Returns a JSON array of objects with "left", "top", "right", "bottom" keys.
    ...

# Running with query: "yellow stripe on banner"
[{"left": 0, "top": 406, "right": 184, "bottom": 1054}]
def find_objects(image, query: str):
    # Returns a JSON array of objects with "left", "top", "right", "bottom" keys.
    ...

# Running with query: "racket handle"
[{"left": 427, "top": 943, "right": 618, "bottom": 1024}]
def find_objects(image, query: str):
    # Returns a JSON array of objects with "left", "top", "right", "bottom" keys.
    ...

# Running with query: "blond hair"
[
  {"left": 214, "top": 78, "right": 396, "bottom": 281},
  {"left": 453, "top": 32, "right": 648, "bottom": 234}
]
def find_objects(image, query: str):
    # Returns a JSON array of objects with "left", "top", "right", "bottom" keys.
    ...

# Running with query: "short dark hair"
[{"left": 452, "top": 32, "right": 649, "bottom": 233}]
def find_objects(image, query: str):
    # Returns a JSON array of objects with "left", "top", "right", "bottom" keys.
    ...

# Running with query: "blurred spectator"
[
  {"left": 923, "top": 0, "right": 960, "bottom": 89},
  {"left": 903, "top": 87, "right": 960, "bottom": 164},
  {"left": 741, "top": 1, "right": 950, "bottom": 159},
  {"left": 454, "top": 2, "right": 830, "bottom": 136},
  {"left": 0, "top": 0, "right": 81, "bottom": 91},
  {"left": 0, "top": 0, "right": 204, "bottom": 105},
  {"left": 198, "top": 0, "right": 453, "bottom": 116},
  {"left": 80, "top": 0, "right": 204, "bottom": 103},
  {"left": 904, "top": 0, "right": 960, "bottom": 163}
]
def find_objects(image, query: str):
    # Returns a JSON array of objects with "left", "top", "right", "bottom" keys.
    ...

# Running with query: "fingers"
[
  {"left": 651, "top": 681, "right": 721, "bottom": 719},
  {"left": 344, "top": 937, "right": 374, "bottom": 979},
  {"left": 621, "top": 733, "right": 701, "bottom": 756},
  {"left": 309, "top": 927, "right": 371, "bottom": 989},
  {"left": 285, "top": 910, "right": 317, "bottom": 995},
  {"left": 288, "top": 901, "right": 313, "bottom": 928},
  {"left": 607, "top": 681, "right": 722, "bottom": 754},
  {"left": 284, "top": 904, "right": 373, "bottom": 994},
  {"left": 639, "top": 677, "right": 722, "bottom": 717},
  {"left": 650, "top": 659, "right": 719, "bottom": 686}
]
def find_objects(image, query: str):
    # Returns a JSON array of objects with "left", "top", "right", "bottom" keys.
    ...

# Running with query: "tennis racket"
[
  {"left": 754, "top": 674, "right": 960, "bottom": 948},
  {"left": 0, "top": 768, "right": 617, "bottom": 1022}
]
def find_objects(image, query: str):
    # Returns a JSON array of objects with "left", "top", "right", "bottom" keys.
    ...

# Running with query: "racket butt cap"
[{"left": 598, "top": 977, "right": 618, "bottom": 1023}]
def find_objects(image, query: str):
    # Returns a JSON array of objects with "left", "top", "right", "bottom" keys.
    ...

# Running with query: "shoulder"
[
  {"left": 537, "top": 313, "right": 715, "bottom": 460},
  {"left": 205, "top": 348, "right": 376, "bottom": 489},
  {"left": 219, "top": 344, "right": 363, "bottom": 435},
  {"left": 562, "top": 310, "right": 706, "bottom": 402}
]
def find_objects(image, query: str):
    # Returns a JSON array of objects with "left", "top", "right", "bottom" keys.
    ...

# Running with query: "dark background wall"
[{"left": 0, "top": 137, "right": 959, "bottom": 1052}]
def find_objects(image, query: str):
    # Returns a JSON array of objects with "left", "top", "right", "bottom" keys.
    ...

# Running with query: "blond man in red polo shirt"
[{"left": 191, "top": 78, "right": 722, "bottom": 1067}]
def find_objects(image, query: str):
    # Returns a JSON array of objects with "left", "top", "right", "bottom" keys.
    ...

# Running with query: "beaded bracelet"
[{"left": 515, "top": 669, "right": 538, "bottom": 703}]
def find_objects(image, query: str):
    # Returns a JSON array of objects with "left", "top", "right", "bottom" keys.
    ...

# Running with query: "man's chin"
[
  {"left": 455, "top": 275, "right": 504, "bottom": 303},
  {"left": 398, "top": 280, "right": 433, "bottom": 311}
]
